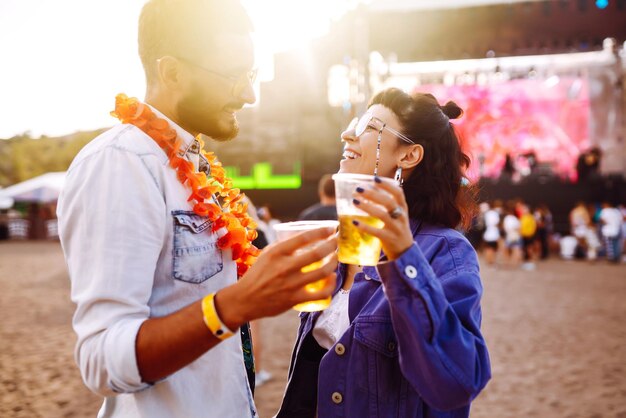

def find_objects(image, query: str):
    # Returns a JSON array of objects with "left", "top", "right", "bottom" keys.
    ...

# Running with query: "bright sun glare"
[
  {"left": 243, "top": 0, "right": 362, "bottom": 55},
  {"left": 0, "top": 0, "right": 365, "bottom": 138}
]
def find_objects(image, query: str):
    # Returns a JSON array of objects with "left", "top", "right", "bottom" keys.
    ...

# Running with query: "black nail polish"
[
  {"left": 352, "top": 198, "right": 360, "bottom": 205},
  {"left": 352, "top": 220, "right": 360, "bottom": 226},
  {"left": 356, "top": 187, "right": 364, "bottom": 193},
  {"left": 374, "top": 176, "right": 382, "bottom": 183}
]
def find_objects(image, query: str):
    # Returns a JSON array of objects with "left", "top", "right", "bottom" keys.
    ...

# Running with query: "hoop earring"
[{"left": 394, "top": 166, "right": 403, "bottom": 186}]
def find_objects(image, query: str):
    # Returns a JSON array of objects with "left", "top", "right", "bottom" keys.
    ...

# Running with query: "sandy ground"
[{"left": 1, "top": 241, "right": 625, "bottom": 418}]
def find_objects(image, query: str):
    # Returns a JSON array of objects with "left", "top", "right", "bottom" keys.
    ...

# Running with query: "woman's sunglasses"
[{"left": 347, "top": 114, "right": 415, "bottom": 144}]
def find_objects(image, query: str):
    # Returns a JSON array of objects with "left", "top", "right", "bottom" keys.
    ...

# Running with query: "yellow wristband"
[{"left": 201, "top": 292, "right": 235, "bottom": 340}]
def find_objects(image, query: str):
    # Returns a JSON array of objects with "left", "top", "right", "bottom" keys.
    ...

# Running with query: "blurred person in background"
[
  {"left": 559, "top": 234, "right": 579, "bottom": 260},
  {"left": 534, "top": 204, "right": 552, "bottom": 260},
  {"left": 499, "top": 152, "right": 515, "bottom": 182},
  {"left": 583, "top": 224, "right": 602, "bottom": 262},
  {"left": 620, "top": 204, "right": 626, "bottom": 256},
  {"left": 569, "top": 201, "right": 603, "bottom": 261},
  {"left": 599, "top": 202, "right": 623, "bottom": 263},
  {"left": 465, "top": 201, "right": 488, "bottom": 249},
  {"left": 589, "top": 202, "right": 603, "bottom": 227},
  {"left": 502, "top": 201, "right": 523, "bottom": 268},
  {"left": 482, "top": 200, "right": 502, "bottom": 266},
  {"left": 0, "top": 209, "right": 9, "bottom": 240},
  {"left": 570, "top": 201, "right": 591, "bottom": 239},
  {"left": 277, "top": 88, "right": 490, "bottom": 417},
  {"left": 576, "top": 146, "right": 602, "bottom": 182},
  {"left": 298, "top": 174, "right": 338, "bottom": 221},
  {"left": 520, "top": 203, "right": 537, "bottom": 271},
  {"left": 257, "top": 205, "right": 280, "bottom": 244},
  {"left": 520, "top": 150, "right": 538, "bottom": 176},
  {"left": 56, "top": 1, "right": 338, "bottom": 416}
]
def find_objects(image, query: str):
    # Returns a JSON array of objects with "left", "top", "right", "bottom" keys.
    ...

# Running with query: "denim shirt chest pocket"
[{"left": 172, "top": 210, "right": 223, "bottom": 283}]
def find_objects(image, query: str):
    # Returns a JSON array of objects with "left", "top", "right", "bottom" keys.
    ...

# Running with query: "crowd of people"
[
  {"left": 564, "top": 201, "right": 625, "bottom": 263},
  {"left": 468, "top": 199, "right": 553, "bottom": 270},
  {"left": 467, "top": 198, "right": 625, "bottom": 268}
]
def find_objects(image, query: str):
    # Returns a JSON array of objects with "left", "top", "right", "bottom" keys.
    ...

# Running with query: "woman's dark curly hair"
[{"left": 369, "top": 88, "right": 477, "bottom": 230}]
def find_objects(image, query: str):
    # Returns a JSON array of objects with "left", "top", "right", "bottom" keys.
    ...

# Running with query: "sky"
[
  {"left": 0, "top": 0, "right": 537, "bottom": 139},
  {"left": 0, "top": 0, "right": 362, "bottom": 139},
  {"left": 0, "top": 1, "right": 146, "bottom": 138}
]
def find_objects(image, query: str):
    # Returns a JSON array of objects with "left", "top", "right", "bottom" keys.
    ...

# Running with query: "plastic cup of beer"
[
  {"left": 272, "top": 220, "right": 339, "bottom": 312},
  {"left": 332, "top": 173, "right": 390, "bottom": 266}
]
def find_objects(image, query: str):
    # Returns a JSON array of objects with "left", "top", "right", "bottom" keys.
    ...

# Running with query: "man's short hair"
[
  {"left": 138, "top": 0, "right": 253, "bottom": 84},
  {"left": 318, "top": 174, "right": 335, "bottom": 199}
]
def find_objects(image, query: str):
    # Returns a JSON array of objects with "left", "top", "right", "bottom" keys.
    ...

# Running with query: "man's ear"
[
  {"left": 399, "top": 144, "right": 424, "bottom": 170},
  {"left": 156, "top": 56, "right": 183, "bottom": 90}
]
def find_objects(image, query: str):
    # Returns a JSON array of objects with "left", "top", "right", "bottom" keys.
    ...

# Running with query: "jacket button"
[
  {"left": 388, "top": 341, "right": 396, "bottom": 352},
  {"left": 332, "top": 392, "right": 343, "bottom": 404},
  {"left": 334, "top": 343, "right": 346, "bottom": 356},
  {"left": 404, "top": 265, "right": 417, "bottom": 279}
]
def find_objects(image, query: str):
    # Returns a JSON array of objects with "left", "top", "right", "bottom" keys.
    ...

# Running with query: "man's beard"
[{"left": 176, "top": 91, "right": 239, "bottom": 141}]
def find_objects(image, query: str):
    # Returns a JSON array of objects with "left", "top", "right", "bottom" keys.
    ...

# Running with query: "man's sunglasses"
[{"left": 176, "top": 56, "right": 257, "bottom": 96}]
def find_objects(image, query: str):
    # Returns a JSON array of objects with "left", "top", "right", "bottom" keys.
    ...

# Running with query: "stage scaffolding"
[{"left": 364, "top": 38, "right": 626, "bottom": 176}]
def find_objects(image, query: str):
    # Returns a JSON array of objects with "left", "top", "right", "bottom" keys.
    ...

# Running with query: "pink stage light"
[{"left": 417, "top": 77, "right": 590, "bottom": 181}]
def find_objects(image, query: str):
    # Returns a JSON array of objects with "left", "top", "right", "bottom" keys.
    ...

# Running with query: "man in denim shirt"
[{"left": 57, "top": 1, "right": 337, "bottom": 417}]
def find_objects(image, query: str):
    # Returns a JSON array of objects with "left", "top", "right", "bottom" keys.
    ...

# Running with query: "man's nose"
[{"left": 239, "top": 81, "right": 256, "bottom": 105}]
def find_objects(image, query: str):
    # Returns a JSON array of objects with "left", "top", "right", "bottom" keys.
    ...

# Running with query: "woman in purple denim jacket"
[{"left": 276, "top": 88, "right": 491, "bottom": 417}]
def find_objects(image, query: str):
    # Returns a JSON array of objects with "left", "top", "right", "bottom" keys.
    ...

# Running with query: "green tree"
[{"left": 0, "top": 129, "right": 105, "bottom": 187}]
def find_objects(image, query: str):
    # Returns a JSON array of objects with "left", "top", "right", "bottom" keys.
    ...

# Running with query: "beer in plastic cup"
[
  {"left": 332, "top": 173, "right": 389, "bottom": 266},
  {"left": 272, "top": 220, "right": 338, "bottom": 312}
]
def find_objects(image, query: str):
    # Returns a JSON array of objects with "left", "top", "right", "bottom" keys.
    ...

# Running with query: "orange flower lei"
[{"left": 110, "top": 93, "right": 259, "bottom": 276}]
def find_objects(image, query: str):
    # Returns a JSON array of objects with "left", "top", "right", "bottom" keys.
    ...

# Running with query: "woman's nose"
[{"left": 341, "top": 128, "right": 357, "bottom": 143}]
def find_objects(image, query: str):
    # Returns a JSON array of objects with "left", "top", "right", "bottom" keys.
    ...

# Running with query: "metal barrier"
[{"left": 8, "top": 219, "right": 29, "bottom": 240}]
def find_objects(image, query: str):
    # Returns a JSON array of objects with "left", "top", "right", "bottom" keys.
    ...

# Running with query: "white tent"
[
  {"left": 0, "top": 196, "right": 13, "bottom": 209},
  {"left": 0, "top": 172, "right": 66, "bottom": 204}
]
